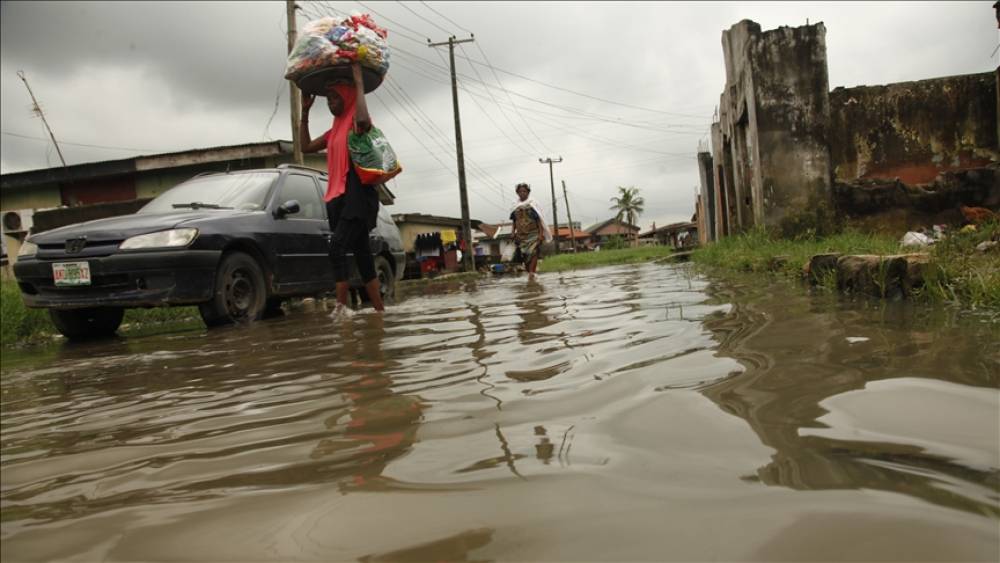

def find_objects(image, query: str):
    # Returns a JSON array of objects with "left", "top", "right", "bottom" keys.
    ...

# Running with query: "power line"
[
  {"left": 384, "top": 77, "right": 508, "bottom": 199},
  {"left": 308, "top": 2, "right": 711, "bottom": 124},
  {"left": 396, "top": 1, "right": 709, "bottom": 119},
  {"left": 419, "top": 1, "right": 473, "bottom": 35},
  {"left": 376, "top": 84, "right": 509, "bottom": 213},
  {"left": 470, "top": 41, "right": 554, "bottom": 154},
  {"left": 454, "top": 52, "right": 711, "bottom": 119},
  {"left": 391, "top": 50, "right": 708, "bottom": 138},
  {"left": 396, "top": 0, "right": 452, "bottom": 36},
  {"left": 355, "top": 1, "right": 430, "bottom": 40},
  {"left": 456, "top": 43, "right": 542, "bottom": 156},
  {"left": 395, "top": 46, "right": 706, "bottom": 134},
  {"left": 2, "top": 131, "right": 161, "bottom": 153}
]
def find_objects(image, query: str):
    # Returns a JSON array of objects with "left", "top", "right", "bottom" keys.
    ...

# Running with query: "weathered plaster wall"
[
  {"left": 696, "top": 151, "right": 716, "bottom": 243},
  {"left": 718, "top": 20, "right": 760, "bottom": 232},
  {"left": 749, "top": 24, "right": 832, "bottom": 228},
  {"left": 829, "top": 71, "right": 998, "bottom": 185},
  {"left": 0, "top": 185, "right": 61, "bottom": 212},
  {"left": 709, "top": 20, "right": 832, "bottom": 236},
  {"left": 709, "top": 122, "right": 732, "bottom": 240}
]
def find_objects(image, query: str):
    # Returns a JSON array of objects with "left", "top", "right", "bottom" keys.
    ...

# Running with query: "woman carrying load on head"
[
  {"left": 301, "top": 62, "right": 383, "bottom": 317},
  {"left": 510, "top": 182, "right": 551, "bottom": 278}
]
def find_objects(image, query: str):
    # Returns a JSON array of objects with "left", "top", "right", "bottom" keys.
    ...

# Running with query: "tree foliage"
[{"left": 609, "top": 186, "right": 644, "bottom": 245}]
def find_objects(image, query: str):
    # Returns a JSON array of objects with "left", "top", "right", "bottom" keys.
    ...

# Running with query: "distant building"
[
  {"left": 390, "top": 213, "right": 482, "bottom": 254},
  {"left": 553, "top": 226, "right": 592, "bottom": 251},
  {"left": 477, "top": 223, "right": 516, "bottom": 260},
  {"left": 585, "top": 218, "right": 640, "bottom": 246},
  {"left": 638, "top": 221, "right": 698, "bottom": 249},
  {"left": 390, "top": 213, "right": 483, "bottom": 278}
]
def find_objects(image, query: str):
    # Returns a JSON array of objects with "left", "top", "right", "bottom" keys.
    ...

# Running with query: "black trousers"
[{"left": 327, "top": 203, "right": 376, "bottom": 284}]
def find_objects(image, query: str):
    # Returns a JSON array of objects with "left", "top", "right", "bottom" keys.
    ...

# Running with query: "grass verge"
[
  {"left": 539, "top": 245, "right": 677, "bottom": 273},
  {"left": 2, "top": 280, "right": 201, "bottom": 348},
  {"left": 690, "top": 225, "right": 1000, "bottom": 310}
]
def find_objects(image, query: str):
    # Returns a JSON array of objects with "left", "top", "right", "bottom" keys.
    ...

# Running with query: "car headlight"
[
  {"left": 120, "top": 228, "right": 198, "bottom": 250},
  {"left": 17, "top": 240, "right": 38, "bottom": 257}
]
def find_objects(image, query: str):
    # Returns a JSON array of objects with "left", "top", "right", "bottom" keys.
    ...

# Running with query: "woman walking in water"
[
  {"left": 301, "top": 63, "right": 383, "bottom": 317},
  {"left": 510, "top": 182, "right": 551, "bottom": 279}
]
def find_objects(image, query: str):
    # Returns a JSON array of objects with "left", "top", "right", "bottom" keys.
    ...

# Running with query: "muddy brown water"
[{"left": 2, "top": 263, "right": 998, "bottom": 562}]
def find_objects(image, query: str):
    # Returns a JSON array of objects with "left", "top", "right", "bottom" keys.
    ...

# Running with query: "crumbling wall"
[
  {"left": 829, "top": 72, "right": 998, "bottom": 185},
  {"left": 750, "top": 24, "right": 832, "bottom": 232},
  {"left": 833, "top": 164, "right": 1000, "bottom": 234},
  {"left": 706, "top": 20, "right": 833, "bottom": 237},
  {"left": 697, "top": 151, "right": 716, "bottom": 243}
]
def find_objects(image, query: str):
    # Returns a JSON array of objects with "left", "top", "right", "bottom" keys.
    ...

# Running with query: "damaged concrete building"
[{"left": 697, "top": 19, "right": 999, "bottom": 244}]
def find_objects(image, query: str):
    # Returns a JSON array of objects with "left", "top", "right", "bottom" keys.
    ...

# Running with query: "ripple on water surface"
[{"left": 2, "top": 263, "right": 997, "bottom": 561}]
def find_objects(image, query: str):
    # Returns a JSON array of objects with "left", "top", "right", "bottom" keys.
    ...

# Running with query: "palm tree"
[{"left": 609, "top": 186, "right": 644, "bottom": 246}]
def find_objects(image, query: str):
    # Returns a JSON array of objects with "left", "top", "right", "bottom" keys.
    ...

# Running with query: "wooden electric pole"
[
  {"left": 539, "top": 156, "right": 562, "bottom": 254},
  {"left": 429, "top": 35, "right": 476, "bottom": 272},
  {"left": 286, "top": 0, "right": 303, "bottom": 165},
  {"left": 17, "top": 70, "right": 67, "bottom": 168},
  {"left": 562, "top": 180, "right": 577, "bottom": 253}
]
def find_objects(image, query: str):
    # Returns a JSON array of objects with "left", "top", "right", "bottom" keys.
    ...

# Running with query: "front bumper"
[{"left": 13, "top": 250, "right": 221, "bottom": 309}]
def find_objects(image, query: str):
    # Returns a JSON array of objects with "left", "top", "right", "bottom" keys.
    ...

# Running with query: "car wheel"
[
  {"left": 374, "top": 255, "right": 395, "bottom": 303},
  {"left": 49, "top": 307, "right": 125, "bottom": 340},
  {"left": 199, "top": 251, "right": 267, "bottom": 327}
]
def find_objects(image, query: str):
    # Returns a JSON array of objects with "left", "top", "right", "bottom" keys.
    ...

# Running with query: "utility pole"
[
  {"left": 538, "top": 156, "right": 562, "bottom": 254},
  {"left": 562, "top": 180, "right": 577, "bottom": 253},
  {"left": 429, "top": 35, "right": 476, "bottom": 272},
  {"left": 286, "top": 0, "right": 303, "bottom": 165},
  {"left": 17, "top": 70, "right": 67, "bottom": 168}
]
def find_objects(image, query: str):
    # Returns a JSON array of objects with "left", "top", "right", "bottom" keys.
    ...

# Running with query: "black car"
[{"left": 13, "top": 164, "right": 405, "bottom": 339}]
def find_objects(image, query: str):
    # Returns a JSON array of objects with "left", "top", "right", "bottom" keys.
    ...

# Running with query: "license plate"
[{"left": 53, "top": 262, "right": 92, "bottom": 286}]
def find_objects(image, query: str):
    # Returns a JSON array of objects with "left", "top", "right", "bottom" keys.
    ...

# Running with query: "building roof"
[
  {"left": 478, "top": 222, "right": 513, "bottom": 240},
  {"left": 391, "top": 213, "right": 482, "bottom": 230},
  {"left": 478, "top": 223, "right": 501, "bottom": 239},
  {"left": 554, "top": 226, "right": 592, "bottom": 239},
  {"left": 638, "top": 221, "right": 698, "bottom": 238},
  {"left": 585, "top": 217, "right": 640, "bottom": 233},
  {"left": 1, "top": 140, "right": 294, "bottom": 189}
]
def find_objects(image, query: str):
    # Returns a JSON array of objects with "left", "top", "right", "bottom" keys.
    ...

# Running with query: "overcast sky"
[{"left": 1, "top": 1, "right": 995, "bottom": 229}]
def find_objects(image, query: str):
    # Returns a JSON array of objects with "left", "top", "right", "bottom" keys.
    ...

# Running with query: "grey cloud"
[{"left": 2, "top": 1, "right": 993, "bottom": 226}]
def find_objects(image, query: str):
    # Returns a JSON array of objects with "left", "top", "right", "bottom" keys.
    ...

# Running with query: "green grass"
[
  {"left": 1, "top": 279, "right": 201, "bottom": 348},
  {"left": 920, "top": 223, "right": 1000, "bottom": 309},
  {"left": 691, "top": 225, "right": 1000, "bottom": 309},
  {"left": 538, "top": 245, "right": 678, "bottom": 273},
  {"left": 1, "top": 280, "right": 52, "bottom": 347},
  {"left": 691, "top": 228, "right": 899, "bottom": 277}
]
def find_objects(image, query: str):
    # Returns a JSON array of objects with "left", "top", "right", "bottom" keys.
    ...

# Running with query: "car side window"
[{"left": 277, "top": 174, "right": 324, "bottom": 220}]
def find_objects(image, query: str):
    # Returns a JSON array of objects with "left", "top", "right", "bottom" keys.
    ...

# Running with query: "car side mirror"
[{"left": 274, "top": 199, "right": 301, "bottom": 218}]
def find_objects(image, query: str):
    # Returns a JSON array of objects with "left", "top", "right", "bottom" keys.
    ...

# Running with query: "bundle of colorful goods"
[{"left": 284, "top": 13, "right": 389, "bottom": 86}]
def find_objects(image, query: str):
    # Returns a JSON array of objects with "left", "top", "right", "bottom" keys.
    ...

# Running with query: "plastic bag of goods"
[
  {"left": 285, "top": 13, "right": 390, "bottom": 94},
  {"left": 348, "top": 126, "right": 402, "bottom": 185}
]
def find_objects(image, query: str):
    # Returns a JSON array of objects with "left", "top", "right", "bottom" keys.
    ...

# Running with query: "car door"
[{"left": 270, "top": 173, "right": 332, "bottom": 292}]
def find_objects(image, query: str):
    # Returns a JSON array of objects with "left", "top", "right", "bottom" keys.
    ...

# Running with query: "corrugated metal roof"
[{"left": 2, "top": 140, "right": 292, "bottom": 189}]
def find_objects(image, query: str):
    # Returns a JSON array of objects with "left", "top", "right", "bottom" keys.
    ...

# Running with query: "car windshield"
[{"left": 139, "top": 172, "right": 278, "bottom": 214}]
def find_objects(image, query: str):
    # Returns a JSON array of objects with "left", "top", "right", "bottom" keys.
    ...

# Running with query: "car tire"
[
  {"left": 49, "top": 307, "right": 125, "bottom": 340},
  {"left": 199, "top": 251, "right": 267, "bottom": 327},
  {"left": 374, "top": 255, "right": 395, "bottom": 304}
]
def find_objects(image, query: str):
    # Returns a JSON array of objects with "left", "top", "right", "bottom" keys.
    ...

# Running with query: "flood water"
[{"left": 2, "top": 263, "right": 998, "bottom": 562}]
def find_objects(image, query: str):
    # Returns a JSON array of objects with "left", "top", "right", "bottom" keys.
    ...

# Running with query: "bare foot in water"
[{"left": 329, "top": 303, "right": 354, "bottom": 321}]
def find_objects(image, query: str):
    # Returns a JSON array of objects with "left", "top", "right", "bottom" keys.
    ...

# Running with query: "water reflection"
[
  {"left": 359, "top": 527, "right": 494, "bottom": 562},
  {"left": 312, "top": 315, "right": 425, "bottom": 492},
  {"left": 699, "top": 277, "right": 1000, "bottom": 516},
  {"left": 2, "top": 265, "right": 996, "bottom": 561}
]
